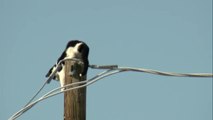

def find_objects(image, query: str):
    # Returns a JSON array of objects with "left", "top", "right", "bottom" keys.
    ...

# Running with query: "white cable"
[
  {"left": 8, "top": 69, "right": 119, "bottom": 120},
  {"left": 117, "top": 67, "right": 213, "bottom": 77},
  {"left": 24, "top": 58, "right": 83, "bottom": 107},
  {"left": 9, "top": 62, "right": 213, "bottom": 120},
  {"left": 23, "top": 62, "right": 213, "bottom": 110},
  {"left": 43, "top": 69, "right": 113, "bottom": 98},
  {"left": 9, "top": 58, "right": 83, "bottom": 120},
  {"left": 90, "top": 65, "right": 213, "bottom": 77}
]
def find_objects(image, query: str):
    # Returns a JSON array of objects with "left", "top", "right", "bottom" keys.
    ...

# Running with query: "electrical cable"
[{"left": 8, "top": 59, "right": 213, "bottom": 120}]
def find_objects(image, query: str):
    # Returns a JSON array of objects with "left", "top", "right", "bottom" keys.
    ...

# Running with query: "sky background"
[{"left": 0, "top": 0, "right": 212, "bottom": 120}]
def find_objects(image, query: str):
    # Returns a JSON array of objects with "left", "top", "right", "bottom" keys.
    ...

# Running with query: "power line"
[
  {"left": 8, "top": 58, "right": 213, "bottom": 120},
  {"left": 9, "top": 69, "right": 118, "bottom": 120},
  {"left": 90, "top": 65, "right": 213, "bottom": 77}
]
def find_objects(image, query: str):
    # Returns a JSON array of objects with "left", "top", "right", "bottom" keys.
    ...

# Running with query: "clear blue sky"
[{"left": 0, "top": 0, "right": 212, "bottom": 120}]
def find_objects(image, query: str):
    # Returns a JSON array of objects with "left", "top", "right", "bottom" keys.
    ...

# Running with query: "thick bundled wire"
[
  {"left": 8, "top": 58, "right": 213, "bottom": 120},
  {"left": 90, "top": 65, "right": 213, "bottom": 77}
]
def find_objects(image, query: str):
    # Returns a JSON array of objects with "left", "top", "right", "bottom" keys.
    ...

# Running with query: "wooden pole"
[{"left": 64, "top": 60, "right": 86, "bottom": 120}]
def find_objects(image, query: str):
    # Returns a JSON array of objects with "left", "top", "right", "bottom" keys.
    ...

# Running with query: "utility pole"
[{"left": 64, "top": 60, "right": 86, "bottom": 120}]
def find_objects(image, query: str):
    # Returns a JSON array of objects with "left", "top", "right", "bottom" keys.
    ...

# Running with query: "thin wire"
[
  {"left": 24, "top": 62, "right": 213, "bottom": 109},
  {"left": 44, "top": 70, "right": 119, "bottom": 99},
  {"left": 8, "top": 69, "right": 118, "bottom": 120},
  {"left": 22, "top": 58, "right": 83, "bottom": 109},
  {"left": 43, "top": 69, "right": 113, "bottom": 98},
  {"left": 9, "top": 62, "right": 213, "bottom": 120}
]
